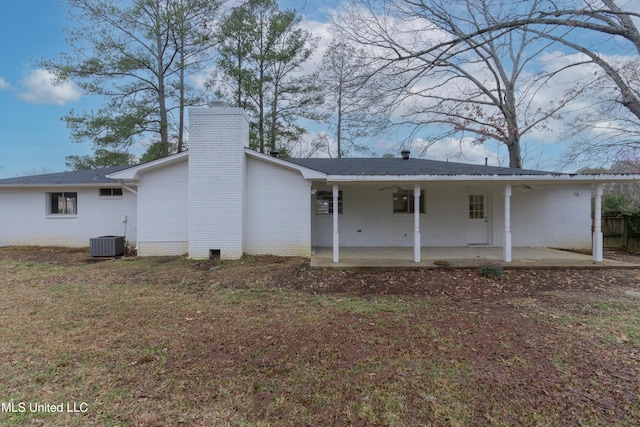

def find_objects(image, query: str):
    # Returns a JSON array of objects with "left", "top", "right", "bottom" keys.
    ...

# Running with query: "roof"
[
  {"left": 0, "top": 165, "right": 130, "bottom": 186},
  {"left": 106, "top": 151, "right": 188, "bottom": 181},
  {"left": 2, "top": 155, "right": 640, "bottom": 187},
  {"left": 284, "top": 157, "right": 553, "bottom": 176}
]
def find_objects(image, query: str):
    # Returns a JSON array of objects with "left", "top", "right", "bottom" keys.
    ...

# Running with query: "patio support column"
[
  {"left": 332, "top": 184, "right": 339, "bottom": 263},
  {"left": 593, "top": 184, "right": 603, "bottom": 262},
  {"left": 503, "top": 184, "right": 512, "bottom": 262},
  {"left": 414, "top": 184, "right": 421, "bottom": 262}
]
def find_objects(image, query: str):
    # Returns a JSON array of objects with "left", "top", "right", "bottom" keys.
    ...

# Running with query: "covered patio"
[
  {"left": 310, "top": 246, "right": 640, "bottom": 269},
  {"left": 285, "top": 155, "right": 640, "bottom": 268}
]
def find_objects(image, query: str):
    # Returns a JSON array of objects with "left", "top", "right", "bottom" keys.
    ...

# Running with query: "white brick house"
[
  {"left": 0, "top": 166, "right": 137, "bottom": 248},
  {"left": 1, "top": 105, "right": 638, "bottom": 263}
]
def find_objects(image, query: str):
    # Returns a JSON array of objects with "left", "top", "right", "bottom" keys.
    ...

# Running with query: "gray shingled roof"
[
  {"left": 0, "top": 165, "right": 130, "bottom": 185},
  {"left": 284, "top": 157, "right": 554, "bottom": 176},
  {"left": 0, "top": 157, "right": 553, "bottom": 186}
]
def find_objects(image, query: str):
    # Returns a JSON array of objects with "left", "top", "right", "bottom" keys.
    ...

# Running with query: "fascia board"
[
  {"left": 245, "top": 149, "right": 327, "bottom": 179},
  {"left": 107, "top": 151, "right": 188, "bottom": 180},
  {"left": 325, "top": 173, "right": 640, "bottom": 184},
  {"left": 0, "top": 183, "right": 118, "bottom": 189}
]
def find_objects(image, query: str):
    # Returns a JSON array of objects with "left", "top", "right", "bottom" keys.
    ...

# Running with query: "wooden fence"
[{"left": 602, "top": 215, "right": 640, "bottom": 252}]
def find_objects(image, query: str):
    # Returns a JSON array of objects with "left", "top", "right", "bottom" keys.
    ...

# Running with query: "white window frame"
[
  {"left": 47, "top": 192, "right": 78, "bottom": 216},
  {"left": 99, "top": 188, "right": 123, "bottom": 198},
  {"left": 469, "top": 194, "right": 485, "bottom": 219},
  {"left": 316, "top": 191, "right": 343, "bottom": 215},
  {"left": 393, "top": 189, "right": 425, "bottom": 214}
]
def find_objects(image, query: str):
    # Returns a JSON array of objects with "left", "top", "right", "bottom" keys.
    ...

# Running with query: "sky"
[
  {"left": 0, "top": 2, "right": 92, "bottom": 178},
  {"left": 0, "top": 0, "right": 622, "bottom": 179},
  {"left": 0, "top": 0, "right": 524, "bottom": 179}
]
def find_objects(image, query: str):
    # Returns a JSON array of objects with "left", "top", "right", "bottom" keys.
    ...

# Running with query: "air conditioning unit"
[{"left": 90, "top": 236, "right": 125, "bottom": 257}]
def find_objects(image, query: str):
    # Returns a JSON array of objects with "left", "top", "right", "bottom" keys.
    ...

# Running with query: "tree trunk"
[
  {"left": 336, "top": 77, "right": 343, "bottom": 158},
  {"left": 507, "top": 139, "right": 522, "bottom": 168},
  {"left": 269, "top": 84, "right": 278, "bottom": 152},
  {"left": 154, "top": 0, "right": 169, "bottom": 158},
  {"left": 258, "top": 86, "right": 265, "bottom": 153},
  {"left": 177, "top": 36, "right": 185, "bottom": 153}
]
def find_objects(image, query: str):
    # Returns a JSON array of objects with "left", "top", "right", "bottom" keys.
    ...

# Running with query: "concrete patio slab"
[{"left": 310, "top": 247, "right": 640, "bottom": 269}]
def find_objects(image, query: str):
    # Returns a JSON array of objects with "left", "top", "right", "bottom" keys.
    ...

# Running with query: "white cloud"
[
  {"left": 0, "top": 77, "right": 9, "bottom": 90},
  {"left": 190, "top": 68, "right": 213, "bottom": 91},
  {"left": 302, "top": 18, "right": 333, "bottom": 69},
  {"left": 19, "top": 69, "right": 81, "bottom": 105}
]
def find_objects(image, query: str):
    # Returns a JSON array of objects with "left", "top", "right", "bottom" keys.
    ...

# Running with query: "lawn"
[{"left": 0, "top": 247, "right": 639, "bottom": 426}]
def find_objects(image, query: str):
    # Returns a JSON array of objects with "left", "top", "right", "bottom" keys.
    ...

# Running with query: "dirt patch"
[
  {"left": 0, "top": 245, "right": 95, "bottom": 264},
  {"left": 4, "top": 245, "right": 640, "bottom": 306}
]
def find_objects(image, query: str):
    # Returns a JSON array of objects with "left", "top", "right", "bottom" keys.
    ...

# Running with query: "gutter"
[
  {"left": 325, "top": 173, "right": 640, "bottom": 184},
  {"left": 0, "top": 183, "right": 121, "bottom": 188}
]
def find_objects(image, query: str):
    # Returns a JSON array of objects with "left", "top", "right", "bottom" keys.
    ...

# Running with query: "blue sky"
[
  {"left": 0, "top": 2, "right": 95, "bottom": 178},
  {"left": 0, "top": 1, "right": 622, "bottom": 178},
  {"left": 0, "top": 1, "right": 333, "bottom": 179}
]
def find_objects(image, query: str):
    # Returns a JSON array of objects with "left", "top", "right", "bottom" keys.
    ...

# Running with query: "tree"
[
  {"left": 319, "top": 40, "right": 390, "bottom": 157},
  {"left": 168, "top": 0, "right": 221, "bottom": 153},
  {"left": 65, "top": 149, "right": 137, "bottom": 170},
  {"left": 580, "top": 160, "right": 640, "bottom": 214},
  {"left": 44, "top": 0, "right": 219, "bottom": 160},
  {"left": 561, "top": 67, "right": 640, "bottom": 167},
  {"left": 377, "top": 0, "right": 640, "bottom": 167},
  {"left": 334, "top": 0, "right": 583, "bottom": 168},
  {"left": 213, "top": 0, "right": 321, "bottom": 154},
  {"left": 518, "top": 0, "right": 640, "bottom": 166},
  {"left": 139, "top": 140, "right": 178, "bottom": 163}
]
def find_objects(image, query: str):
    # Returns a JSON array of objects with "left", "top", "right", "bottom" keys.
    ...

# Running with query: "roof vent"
[
  {"left": 270, "top": 150, "right": 279, "bottom": 158},
  {"left": 401, "top": 150, "right": 410, "bottom": 160}
]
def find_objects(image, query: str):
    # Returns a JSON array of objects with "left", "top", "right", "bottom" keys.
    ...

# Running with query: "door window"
[{"left": 469, "top": 194, "right": 484, "bottom": 219}]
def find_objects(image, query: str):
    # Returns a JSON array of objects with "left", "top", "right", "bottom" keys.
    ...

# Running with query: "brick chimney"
[{"left": 187, "top": 106, "right": 249, "bottom": 260}]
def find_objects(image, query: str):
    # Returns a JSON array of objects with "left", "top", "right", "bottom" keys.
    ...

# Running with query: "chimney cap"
[
  {"left": 207, "top": 99, "right": 227, "bottom": 108},
  {"left": 400, "top": 150, "right": 410, "bottom": 160}
]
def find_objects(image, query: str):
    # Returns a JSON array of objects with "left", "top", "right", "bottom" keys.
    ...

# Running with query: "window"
[
  {"left": 49, "top": 192, "right": 77, "bottom": 215},
  {"left": 393, "top": 189, "right": 425, "bottom": 214},
  {"left": 99, "top": 188, "right": 123, "bottom": 197},
  {"left": 316, "top": 191, "right": 342, "bottom": 214},
  {"left": 469, "top": 194, "right": 485, "bottom": 219}
]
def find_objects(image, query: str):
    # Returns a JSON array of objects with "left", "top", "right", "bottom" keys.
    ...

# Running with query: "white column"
[
  {"left": 593, "top": 184, "right": 603, "bottom": 262},
  {"left": 503, "top": 184, "right": 512, "bottom": 262},
  {"left": 332, "top": 184, "right": 340, "bottom": 263},
  {"left": 414, "top": 184, "right": 421, "bottom": 262}
]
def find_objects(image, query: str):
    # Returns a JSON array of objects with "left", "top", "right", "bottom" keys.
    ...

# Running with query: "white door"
[{"left": 467, "top": 192, "right": 490, "bottom": 245}]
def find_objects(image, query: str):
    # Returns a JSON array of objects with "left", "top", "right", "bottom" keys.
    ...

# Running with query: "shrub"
[{"left": 480, "top": 263, "right": 503, "bottom": 280}]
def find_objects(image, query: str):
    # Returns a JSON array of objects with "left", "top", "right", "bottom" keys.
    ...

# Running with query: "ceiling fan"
[
  {"left": 513, "top": 184, "right": 543, "bottom": 192},
  {"left": 378, "top": 185, "right": 405, "bottom": 192}
]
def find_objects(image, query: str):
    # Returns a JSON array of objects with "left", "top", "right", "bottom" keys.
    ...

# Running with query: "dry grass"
[{"left": 0, "top": 247, "right": 639, "bottom": 426}]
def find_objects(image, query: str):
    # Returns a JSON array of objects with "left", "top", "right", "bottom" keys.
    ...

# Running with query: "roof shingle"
[
  {"left": 284, "top": 158, "right": 553, "bottom": 176},
  {"left": 0, "top": 165, "right": 129, "bottom": 185}
]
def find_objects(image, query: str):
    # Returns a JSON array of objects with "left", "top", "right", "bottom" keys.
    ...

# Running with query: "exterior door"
[{"left": 467, "top": 192, "right": 490, "bottom": 245}]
